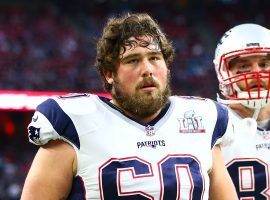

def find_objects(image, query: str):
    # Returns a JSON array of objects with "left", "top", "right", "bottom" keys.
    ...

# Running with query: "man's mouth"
[
  {"left": 249, "top": 83, "right": 266, "bottom": 91},
  {"left": 138, "top": 80, "right": 158, "bottom": 92}
]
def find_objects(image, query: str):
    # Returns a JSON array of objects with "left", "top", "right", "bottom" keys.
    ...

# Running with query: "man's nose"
[{"left": 141, "top": 59, "right": 154, "bottom": 77}]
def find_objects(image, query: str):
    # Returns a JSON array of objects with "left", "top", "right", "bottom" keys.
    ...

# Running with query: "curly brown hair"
[{"left": 95, "top": 13, "right": 174, "bottom": 92}]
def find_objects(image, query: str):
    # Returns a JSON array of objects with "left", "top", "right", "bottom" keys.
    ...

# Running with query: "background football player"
[{"left": 214, "top": 23, "right": 270, "bottom": 199}]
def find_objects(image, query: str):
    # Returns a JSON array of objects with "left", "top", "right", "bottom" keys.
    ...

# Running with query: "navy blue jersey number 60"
[{"left": 99, "top": 155, "right": 204, "bottom": 199}]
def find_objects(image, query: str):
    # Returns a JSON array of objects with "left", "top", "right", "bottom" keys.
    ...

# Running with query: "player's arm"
[
  {"left": 21, "top": 139, "right": 77, "bottom": 200},
  {"left": 209, "top": 145, "right": 238, "bottom": 200}
]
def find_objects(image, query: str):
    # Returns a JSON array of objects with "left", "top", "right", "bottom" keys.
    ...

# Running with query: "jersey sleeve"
[
  {"left": 27, "top": 98, "right": 80, "bottom": 149},
  {"left": 28, "top": 110, "right": 60, "bottom": 145},
  {"left": 211, "top": 101, "right": 235, "bottom": 148}
]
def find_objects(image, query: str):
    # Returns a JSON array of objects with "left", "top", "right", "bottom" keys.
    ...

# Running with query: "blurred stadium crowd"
[{"left": 1, "top": 0, "right": 270, "bottom": 199}]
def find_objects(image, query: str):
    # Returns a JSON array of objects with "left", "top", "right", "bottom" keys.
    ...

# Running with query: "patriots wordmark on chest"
[{"left": 256, "top": 142, "right": 270, "bottom": 150}]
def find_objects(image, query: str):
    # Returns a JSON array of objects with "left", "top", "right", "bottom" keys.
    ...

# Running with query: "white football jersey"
[
  {"left": 28, "top": 94, "right": 234, "bottom": 200},
  {"left": 222, "top": 108, "right": 270, "bottom": 199}
]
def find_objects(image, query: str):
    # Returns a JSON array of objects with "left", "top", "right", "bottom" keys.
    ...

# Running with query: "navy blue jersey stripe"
[
  {"left": 37, "top": 98, "right": 80, "bottom": 149},
  {"left": 211, "top": 101, "right": 229, "bottom": 149},
  {"left": 67, "top": 176, "right": 86, "bottom": 200}
]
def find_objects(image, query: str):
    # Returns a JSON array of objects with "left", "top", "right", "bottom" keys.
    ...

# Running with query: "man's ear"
[{"left": 103, "top": 69, "right": 113, "bottom": 84}]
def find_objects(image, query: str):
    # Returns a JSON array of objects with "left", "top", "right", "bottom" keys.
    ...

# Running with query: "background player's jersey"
[
  {"left": 222, "top": 109, "right": 270, "bottom": 199},
  {"left": 28, "top": 94, "right": 233, "bottom": 200}
]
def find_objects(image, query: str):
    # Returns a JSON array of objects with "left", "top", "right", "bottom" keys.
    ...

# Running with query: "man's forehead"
[
  {"left": 230, "top": 55, "right": 270, "bottom": 64},
  {"left": 120, "top": 35, "right": 161, "bottom": 54}
]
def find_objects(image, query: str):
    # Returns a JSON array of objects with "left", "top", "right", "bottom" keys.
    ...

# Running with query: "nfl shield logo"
[
  {"left": 145, "top": 125, "right": 155, "bottom": 137},
  {"left": 262, "top": 131, "right": 270, "bottom": 140}
]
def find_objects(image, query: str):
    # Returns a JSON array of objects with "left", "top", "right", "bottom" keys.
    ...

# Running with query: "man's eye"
[
  {"left": 236, "top": 65, "right": 250, "bottom": 74},
  {"left": 260, "top": 62, "right": 270, "bottom": 69},
  {"left": 126, "top": 59, "right": 138, "bottom": 64},
  {"left": 150, "top": 56, "right": 160, "bottom": 61}
]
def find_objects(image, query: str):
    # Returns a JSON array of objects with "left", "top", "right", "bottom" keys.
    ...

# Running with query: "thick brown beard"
[{"left": 111, "top": 73, "right": 171, "bottom": 119}]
